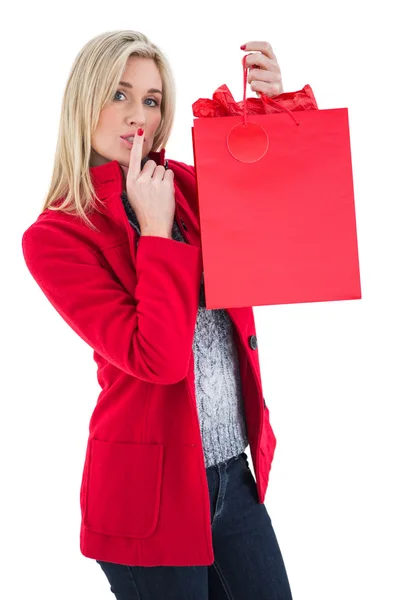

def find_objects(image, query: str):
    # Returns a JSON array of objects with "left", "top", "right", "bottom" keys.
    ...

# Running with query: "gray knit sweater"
[{"left": 121, "top": 191, "right": 249, "bottom": 468}]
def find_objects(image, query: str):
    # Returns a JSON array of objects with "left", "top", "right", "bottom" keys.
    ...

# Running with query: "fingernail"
[
  {"left": 240, "top": 44, "right": 246, "bottom": 50},
  {"left": 137, "top": 128, "right": 144, "bottom": 136}
]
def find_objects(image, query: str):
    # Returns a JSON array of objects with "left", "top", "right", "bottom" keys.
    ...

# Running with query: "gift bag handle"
[{"left": 242, "top": 56, "right": 300, "bottom": 127}]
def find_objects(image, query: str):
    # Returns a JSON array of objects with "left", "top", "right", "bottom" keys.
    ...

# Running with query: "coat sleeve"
[{"left": 21, "top": 221, "right": 202, "bottom": 384}]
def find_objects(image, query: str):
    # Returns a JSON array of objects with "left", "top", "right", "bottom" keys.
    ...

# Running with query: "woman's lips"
[{"left": 121, "top": 136, "right": 145, "bottom": 148}]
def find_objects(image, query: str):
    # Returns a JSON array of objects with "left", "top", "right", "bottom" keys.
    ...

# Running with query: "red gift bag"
[{"left": 191, "top": 58, "right": 361, "bottom": 309}]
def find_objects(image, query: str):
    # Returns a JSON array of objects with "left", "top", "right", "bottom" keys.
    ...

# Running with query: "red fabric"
[
  {"left": 192, "top": 83, "right": 318, "bottom": 117},
  {"left": 21, "top": 151, "right": 276, "bottom": 567},
  {"left": 192, "top": 84, "right": 361, "bottom": 309}
]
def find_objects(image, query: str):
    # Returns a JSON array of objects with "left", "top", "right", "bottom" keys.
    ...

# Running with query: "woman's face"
[{"left": 90, "top": 56, "right": 163, "bottom": 179}]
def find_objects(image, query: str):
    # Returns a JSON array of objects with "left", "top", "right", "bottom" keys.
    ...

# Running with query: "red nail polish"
[
  {"left": 137, "top": 128, "right": 144, "bottom": 136},
  {"left": 240, "top": 44, "right": 246, "bottom": 50}
]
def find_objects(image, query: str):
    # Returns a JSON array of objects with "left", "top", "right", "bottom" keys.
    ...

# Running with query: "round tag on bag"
[{"left": 227, "top": 121, "right": 269, "bottom": 163}]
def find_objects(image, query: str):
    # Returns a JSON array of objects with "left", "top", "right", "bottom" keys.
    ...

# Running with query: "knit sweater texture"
[{"left": 121, "top": 190, "right": 249, "bottom": 468}]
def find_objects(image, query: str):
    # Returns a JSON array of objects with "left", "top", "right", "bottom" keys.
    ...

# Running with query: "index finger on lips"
[{"left": 129, "top": 128, "right": 144, "bottom": 179}]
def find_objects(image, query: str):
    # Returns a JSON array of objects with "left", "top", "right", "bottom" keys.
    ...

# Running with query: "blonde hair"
[{"left": 40, "top": 30, "right": 176, "bottom": 231}]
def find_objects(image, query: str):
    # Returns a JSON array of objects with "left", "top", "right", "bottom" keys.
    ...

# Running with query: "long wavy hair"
[{"left": 40, "top": 30, "right": 176, "bottom": 231}]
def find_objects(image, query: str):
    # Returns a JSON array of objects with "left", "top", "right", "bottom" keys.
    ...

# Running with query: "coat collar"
[{"left": 89, "top": 149, "right": 167, "bottom": 201}]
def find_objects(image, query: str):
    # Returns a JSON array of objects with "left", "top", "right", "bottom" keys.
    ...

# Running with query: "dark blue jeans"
[{"left": 96, "top": 451, "right": 293, "bottom": 599}]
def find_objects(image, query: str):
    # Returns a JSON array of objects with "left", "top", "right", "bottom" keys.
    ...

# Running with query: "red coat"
[{"left": 21, "top": 149, "right": 277, "bottom": 567}]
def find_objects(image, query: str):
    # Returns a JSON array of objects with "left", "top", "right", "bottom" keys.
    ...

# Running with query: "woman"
[{"left": 21, "top": 30, "right": 292, "bottom": 599}]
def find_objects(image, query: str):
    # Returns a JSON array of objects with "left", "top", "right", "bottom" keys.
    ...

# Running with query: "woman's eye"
[
  {"left": 114, "top": 91, "right": 125, "bottom": 101},
  {"left": 145, "top": 98, "right": 159, "bottom": 107},
  {"left": 114, "top": 91, "right": 159, "bottom": 107}
]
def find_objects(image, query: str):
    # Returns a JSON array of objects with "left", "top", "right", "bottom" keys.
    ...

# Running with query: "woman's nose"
[{"left": 127, "top": 108, "right": 146, "bottom": 127}]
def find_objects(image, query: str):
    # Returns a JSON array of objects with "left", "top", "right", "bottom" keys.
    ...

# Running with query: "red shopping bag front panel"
[{"left": 192, "top": 107, "right": 361, "bottom": 309}]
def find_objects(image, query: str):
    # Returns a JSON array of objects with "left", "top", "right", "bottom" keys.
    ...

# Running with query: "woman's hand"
[
  {"left": 125, "top": 129, "right": 176, "bottom": 238},
  {"left": 240, "top": 41, "right": 284, "bottom": 98}
]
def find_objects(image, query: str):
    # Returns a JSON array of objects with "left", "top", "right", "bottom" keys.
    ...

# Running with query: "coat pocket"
[{"left": 83, "top": 438, "right": 164, "bottom": 538}]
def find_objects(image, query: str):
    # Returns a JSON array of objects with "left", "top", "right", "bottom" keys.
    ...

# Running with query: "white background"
[{"left": 1, "top": 1, "right": 399, "bottom": 598}]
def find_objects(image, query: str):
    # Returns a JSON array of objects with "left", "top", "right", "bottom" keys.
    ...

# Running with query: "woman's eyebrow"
[{"left": 118, "top": 81, "right": 163, "bottom": 95}]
